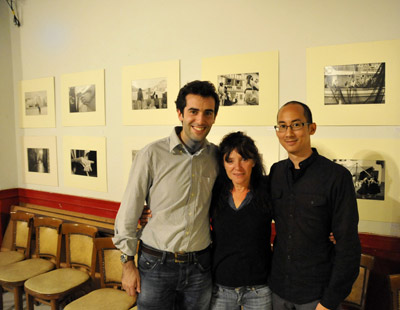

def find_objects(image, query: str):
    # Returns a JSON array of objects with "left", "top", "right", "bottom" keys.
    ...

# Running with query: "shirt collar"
[
  {"left": 169, "top": 126, "right": 210, "bottom": 155},
  {"left": 287, "top": 147, "right": 319, "bottom": 170}
]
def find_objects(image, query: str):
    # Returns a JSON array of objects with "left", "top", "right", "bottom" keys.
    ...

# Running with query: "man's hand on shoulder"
[
  {"left": 122, "top": 261, "right": 141, "bottom": 297},
  {"left": 316, "top": 303, "right": 329, "bottom": 310}
]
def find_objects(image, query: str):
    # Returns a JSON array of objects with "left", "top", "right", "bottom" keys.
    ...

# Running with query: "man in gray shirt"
[{"left": 113, "top": 80, "right": 220, "bottom": 310}]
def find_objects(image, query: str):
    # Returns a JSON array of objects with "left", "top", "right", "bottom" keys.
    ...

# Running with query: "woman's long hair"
[{"left": 211, "top": 131, "right": 270, "bottom": 218}]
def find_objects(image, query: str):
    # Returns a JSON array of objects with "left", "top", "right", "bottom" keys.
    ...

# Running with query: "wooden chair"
[
  {"left": 64, "top": 237, "right": 136, "bottom": 310},
  {"left": 24, "top": 223, "right": 98, "bottom": 310},
  {"left": 0, "top": 217, "right": 63, "bottom": 310},
  {"left": 341, "top": 254, "right": 375, "bottom": 310},
  {"left": 389, "top": 274, "right": 400, "bottom": 310},
  {"left": 0, "top": 211, "right": 34, "bottom": 266}
]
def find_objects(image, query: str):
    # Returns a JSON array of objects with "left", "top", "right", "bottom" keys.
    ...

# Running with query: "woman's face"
[{"left": 223, "top": 149, "right": 254, "bottom": 188}]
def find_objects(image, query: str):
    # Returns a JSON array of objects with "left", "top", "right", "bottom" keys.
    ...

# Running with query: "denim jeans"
[
  {"left": 210, "top": 284, "right": 272, "bottom": 310},
  {"left": 137, "top": 250, "right": 212, "bottom": 310}
]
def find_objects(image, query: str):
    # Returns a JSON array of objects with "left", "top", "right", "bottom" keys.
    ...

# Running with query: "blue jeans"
[
  {"left": 137, "top": 250, "right": 212, "bottom": 310},
  {"left": 210, "top": 284, "right": 272, "bottom": 310}
]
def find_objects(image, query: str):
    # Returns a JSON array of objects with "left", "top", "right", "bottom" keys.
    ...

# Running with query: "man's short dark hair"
[
  {"left": 280, "top": 101, "right": 313, "bottom": 123},
  {"left": 175, "top": 80, "right": 220, "bottom": 116}
]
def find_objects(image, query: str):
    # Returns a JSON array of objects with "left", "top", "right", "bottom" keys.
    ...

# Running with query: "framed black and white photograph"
[
  {"left": 61, "top": 69, "right": 105, "bottom": 126},
  {"left": 63, "top": 136, "right": 107, "bottom": 192},
  {"left": 324, "top": 62, "right": 385, "bottom": 105},
  {"left": 217, "top": 73, "right": 259, "bottom": 106},
  {"left": 69, "top": 84, "right": 96, "bottom": 113},
  {"left": 312, "top": 137, "right": 400, "bottom": 224},
  {"left": 22, "top": 136, "right": 58, "bottom": 186},
  {"left": 71, "top": 149, "right": 98, "bottom": 177},
  {"left": 333, "top": 159, "right": 385, "bottom": 200},
  {"left": 122, "top": 60, "right": 180, "bottom": 125},
  {"left": 20, "top": 77, "right": 55, "bottom": 128},
  {"left": 307, "top": 39, "right": 400, "bottom": 125},
  {"left": 202, "top": 51, "right": 278, "bottom": 126},
  {"left": 131, "top": 77, "right": 167, "bottom": 110}
]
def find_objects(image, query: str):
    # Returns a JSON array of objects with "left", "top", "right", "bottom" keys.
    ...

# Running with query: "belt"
[{"left": 140, "top": 244, "right": 210, "bottom": 263}]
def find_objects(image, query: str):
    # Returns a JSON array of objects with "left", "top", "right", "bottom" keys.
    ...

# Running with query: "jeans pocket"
[
  {"left": 253, "top": 285, "right": 271, "bottom": 297},
  {"left": 138, "top": 251, "right": 160, "bottom": 271}
]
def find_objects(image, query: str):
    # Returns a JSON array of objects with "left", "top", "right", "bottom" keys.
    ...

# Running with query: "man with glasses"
[{"left": 269, "top": 101, "right": 361, "bottom": 310}]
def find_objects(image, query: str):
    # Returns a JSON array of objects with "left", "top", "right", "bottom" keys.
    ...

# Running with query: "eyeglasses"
[{"left": 274, "top": 121, "right": 309, "bottom": 132}]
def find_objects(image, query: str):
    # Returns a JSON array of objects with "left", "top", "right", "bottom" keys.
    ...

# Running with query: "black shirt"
[
  {"left": 211, "top": 192, "right": 272, "bottom": 287},
  {"left": 269, "top": 149, "right": 361, "bottom": 309}
]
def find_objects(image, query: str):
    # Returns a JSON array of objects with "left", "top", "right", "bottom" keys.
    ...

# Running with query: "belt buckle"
[{"left": 174, "top": 251, "right": 187, "bottom": 263}]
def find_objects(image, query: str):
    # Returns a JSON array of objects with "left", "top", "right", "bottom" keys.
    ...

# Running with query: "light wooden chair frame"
[{"left": 389, "top": 274, "right": 400, "bottom": 310}]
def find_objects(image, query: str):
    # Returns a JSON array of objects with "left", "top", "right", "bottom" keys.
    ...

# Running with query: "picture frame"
[
  {"left": 61, "top": 69, "right": 105, "bottom": 126},
  {"left": 63, "top": 136, "right": 107, "bottom": 192},
  {"left": 307, "top": 39, "right": 400, "bottom": 125},
  {"left": 22, "top": 136, "right": 58, "bottom": 186},
  {"left": 312, "top": 138, "right": 400, "bottom": 223},
  {"left": 20, "top": 77, "right": 56, "bottom": 128},
  {"left": 122, "top": 60, "right": 180, "bottom": 125},
  {"left": 202, "top": 51, "right": 279, "bottom": 126}
]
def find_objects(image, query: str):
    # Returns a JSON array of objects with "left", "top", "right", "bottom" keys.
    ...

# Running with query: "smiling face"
[
  {"left": 223, "top": 149, "right": 255, "bottom": 188},
  {"left": 276, "top": 103, "right": 316, "bottom": 163},
  {"left": 177, "top": 94, "right": 216, "bottom": 151}
]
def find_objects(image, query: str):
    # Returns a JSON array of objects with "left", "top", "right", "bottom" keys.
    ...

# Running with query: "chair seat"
[
  {"left": 25, "top": 268, "right": 90, "bottom": 294},
  {"left": 64, "top": 288, "right": 135, "bottom": 310},
  {"left": 0, "top": 251, "right": 25, "bottom": 266},
  {"left": 0, "top": 258, "right": 54, "bottom": 282}
]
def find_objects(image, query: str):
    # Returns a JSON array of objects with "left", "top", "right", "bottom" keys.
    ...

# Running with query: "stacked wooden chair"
[
  {"left": 0, "top": 211, "right": 34, "bottom": 266},
  {"left": 24, "top": 222, "right": 98, "bottom": 310},
  {"left": 0, "top": 216, "right": 63, "bottom": 310},
  {"left": 64, "top": 237, "right": 136, "bottom": 310}
]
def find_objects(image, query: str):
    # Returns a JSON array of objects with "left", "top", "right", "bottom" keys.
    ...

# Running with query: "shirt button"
[
  {"left": 188, "top": 212, "right": 192, "bottom": 216},
  {"left": 287, "top": 255, "right": 291, "bottom": 260},
  {"left": 186, "top": 231, "right": 189, "bottom": 235},
  {"left": 288, "top": 235, "right": 292, "bottom": 239}
]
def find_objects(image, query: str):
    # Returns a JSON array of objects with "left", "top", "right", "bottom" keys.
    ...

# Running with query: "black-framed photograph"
[
  {"left": 333, "top": 159, "right": 385, "bottom": 201},
  {"left": 324, "top": 62, "right": 385, "bottom": 105},
  {"left": 217, "top": 73, "right": 259, "bottom": 106},
  {"left": 131, "top": 77, "right": 167, "bottom": 110}
]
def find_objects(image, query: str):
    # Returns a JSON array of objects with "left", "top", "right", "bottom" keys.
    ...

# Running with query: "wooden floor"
[{"left": 2, "top": 291, "right": 50, "bottom": 310}]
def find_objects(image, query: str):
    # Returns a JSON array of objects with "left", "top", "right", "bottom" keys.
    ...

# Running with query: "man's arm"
[
  {"left": 112, "top": 149, "right": 152, "bottom": 296},
  {"left": 320, "top": 169, "right": 361, "bottom": 309}
]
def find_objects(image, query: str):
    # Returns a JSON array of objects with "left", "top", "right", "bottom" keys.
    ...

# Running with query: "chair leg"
[
  {"left": 13, "top": 286, "right": 23, "bottom": 310},
  {"left": 50, "top": 299, "right": 59, "bottom": 310},
  {"left": 0, "top": 285, "right": 3, "bottom": 310},
  {"left": 26, "top": 292, "right": 34, "bottom": 310}
]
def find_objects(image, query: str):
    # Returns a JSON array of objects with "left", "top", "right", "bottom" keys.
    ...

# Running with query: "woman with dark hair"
[{"left": 210, "top": 131, "right": 272, "bottom": 310}]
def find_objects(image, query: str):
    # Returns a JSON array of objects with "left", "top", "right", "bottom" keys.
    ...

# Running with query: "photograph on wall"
[
  {"left": 333, "top": 159, "right": 385, "bottom": 201},
  {"left": 307, "top": 39, "right": 400, "bottom": 125},
  {"left": 61, "top": 69, "right": 105, "bottom": 126},
  {"left": 324, "top": 62, "right": 385, "bottom": 105},
  {"left": 69, "top": 84, "right": 96, "bottom": 113},
  {"left": 27, "top": 148, "right": 50, "bottom": 173},
  {"left": 202, "top": 51, "right": 278, "bottom": 125},
  {"left": 217, "top": 73, "right": 259, "bottom": 106},
  {"left": 71, "top": 149, "right": 98, "bottom": 177},
  {"left": 131, "top": 77, "right": 167, "bottom": 110},
  {"left": 63, "top": 136, "right": 107, "bottom": 192},
  {"left": 20, "top": 77, "right": 55, "bottom": 128},
  {"left": 25, "top": 91, "right": 48, "bottom": 116},
  {"left": 122, "top": 60, "right": 180, "bottom": 125},
  {"left": 22, "top": 136, "right": 58, "bottom": 186}
]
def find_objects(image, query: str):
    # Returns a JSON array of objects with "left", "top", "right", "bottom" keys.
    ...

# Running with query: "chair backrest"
[
  {"left": 62, "top": 223, "right": 98, "bottom": 278},
  {"left": 95, "top": 237, "right": 125, "bottom": 289},
  {"left": 34, "top": 217, "right": 63, "bottom": 267},
  {"left": 10, "top": 211, "right": 35, "bottom": 258},
  {"left": 342, "top": 253, "right": 375, "bottom": 310},
  {"left": 389, "top": 274, "right": 400, "bottom": 310}
]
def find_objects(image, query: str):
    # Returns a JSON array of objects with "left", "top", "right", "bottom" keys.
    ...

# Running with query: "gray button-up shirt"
[{"left": 113, "top": 127, "right": 218, "bottom": 256}]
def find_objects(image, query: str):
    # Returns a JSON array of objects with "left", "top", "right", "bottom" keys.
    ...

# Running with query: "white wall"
[
  {"left": 0, "top": 1, "right": 18, "bottom": 189},
  {"left": 3, "top": 0, "right": 400, "bottom": 235}
]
